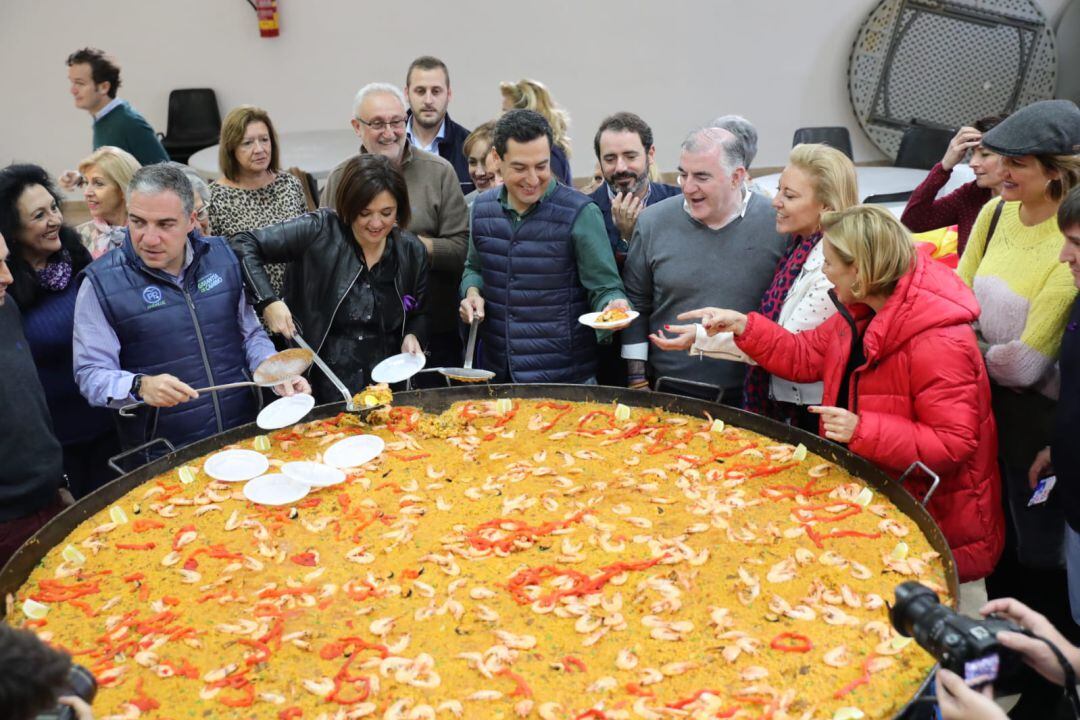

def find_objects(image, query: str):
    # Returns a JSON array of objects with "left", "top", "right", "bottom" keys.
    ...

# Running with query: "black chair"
[
  {"left": 158, "top": 88, "right": 221, "bottom": 164},
  {"left": 792, "top": 126, "right": 853, "bottom": 159},
  {"left": 894, "top": 126, "right": 954, "bottom": 170}
]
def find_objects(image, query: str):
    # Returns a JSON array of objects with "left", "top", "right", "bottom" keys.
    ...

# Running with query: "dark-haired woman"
[
  {"left": 0, "top": 164, "right": 117, "bottom": 497},
  {"left": 232, "top": 154, "right": 428, "bottom": 403}
]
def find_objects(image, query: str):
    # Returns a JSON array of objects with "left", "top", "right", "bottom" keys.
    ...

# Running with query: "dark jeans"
[
  {"left": 0, "top": 496, "right": 65, "bottom": 569},
  {"left": 63, "top": 431, "right": 122, "bottom": 499}
]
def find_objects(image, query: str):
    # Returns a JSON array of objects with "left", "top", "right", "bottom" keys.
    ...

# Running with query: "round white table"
[
  {"left": 188, "top": 129, "right": 359, "bottom": 181},
  {"left": 752, "top": 165, "right": 976, "bottom": 217}
]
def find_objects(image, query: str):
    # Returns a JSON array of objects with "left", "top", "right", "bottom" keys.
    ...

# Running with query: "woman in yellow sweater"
[{"left": 957, "top": 99, "right": 1080, "bottom": 720}]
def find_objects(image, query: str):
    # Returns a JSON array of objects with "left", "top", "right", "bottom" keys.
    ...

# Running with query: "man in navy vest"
[
  {"left": 405, "top": 56, "right": 473, "bottom": 195},
  {"left": 73, "top": 164, "right": 308, "bottom": 453},
  {"left": 459, "top": 109, "right": 630, "bottom": 384},
  {"left": 589, "top": 112, "right": 681, "bottom": 268}
]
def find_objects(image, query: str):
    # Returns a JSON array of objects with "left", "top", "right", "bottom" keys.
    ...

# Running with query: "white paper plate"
[
  {"left": 371, "top": 352, "right": 426, "bottom": 384},
  {"left": 203, "top": 449, "right": 270, "bottom": 482},
  {"left": 282, "top": 461, "right": 346, "bottom": 488},
  {"left": 578, "top": 310, "right": 640, "bottom": 330},
  {"left": 257, "top": 393, "right": 316, "bottom": 430},
  {"left": 323, "top": 435, "right": 386, "bottom": 469},
  {"left": 243, "top": 473, "right": 310, "bottom": 506}
]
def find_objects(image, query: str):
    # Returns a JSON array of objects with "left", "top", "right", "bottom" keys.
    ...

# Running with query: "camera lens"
[
  {"left": 890, "top": 581, "right": 946, "bottom": 645},
  {"left": 66, "top": 665, "right": 97, "bottom": 704}
]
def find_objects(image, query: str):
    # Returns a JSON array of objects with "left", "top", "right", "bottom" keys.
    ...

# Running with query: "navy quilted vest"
[
  {"left": 472, "top": 185, "right": 597, "bottom": 383},
  {"left": 81, "top": 232, "right": 256, "bottom": 451}
]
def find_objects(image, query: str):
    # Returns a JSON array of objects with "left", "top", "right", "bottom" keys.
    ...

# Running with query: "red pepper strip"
[
  {"left": 115, "top": 542, "right": 156, "bottom": 551},
  {"left": 129, "top": 677, "right": 160, "bottom": 713},
  {"left": 272, "top": 430, "right": 302, "bottom": 442},
  {"left": 390, "top": 452, "right": 430, "bottom": 462},
  {"left": 535, "top": 402, "right": 573, "bottom": 431},
  {"left": 665, "top": 688, "right": 728, "bottom": 710},
  {"left": 493, "top": 405, "right": 519, "bottom": 427},
  {"left": 23, "top": 619, "right": 47, "bottom": 629},
  {"left": 237, "top": 637, "right": 272, "bottom": 665},
  {"left": 625, "top": 682, "right": 656, "bottom": 697},
  {"left": 563, "top": 655, "right": 588, "bottom": 673},
  {"left": 466, "top": 510, "right": 587, "bottom": 554},
  {"left": 320, "top": 641, "right": 345, "bottom": 660},
  {"left": 68, "top": 599, "right": 97, "bottom": 617},
  {"left": 297, "top": 497, "right": 322, "bottom": 508},
  {"left": 834, "top": 654, "right": 877, "bottom": 698},
  {"left": 577, "top": 410, "right": 616, "bottom": 435},
  {"left": 132, "top": 518, "right": 165, "bottom": 533},
  {"left": 31, "top": 578, "right": 102, "bottom": 603},
  {"left": 770, "top": 632, "right": 812, "bottom": 653},
  {"left": 289, "top": 551, "right": 318, "bottom": 567},
  {"left": 279, "top": 708, "right": 303, "bottom": 720},
  {"left": 257, "top": 585, "right": 318, "bottom": 599},
  {"left": 218, "top": 682, "right": 255, "bottom": 708},
  {"left": 373, "top": 481, "right": 403, "bottom": 493},
  {"left": 496, "top": 666, "right": 533, "bottom": 697},
  {"left": 401, "top": 568, "right": 421, "bottom": 580},
  {"left": 574, "top": 711, "right": 609, "bottom": 719},
  {"left": 504, "top": 555, "right": 667, "bottom": 606},
  {"left": 746, "top": 461, "right": 799, "bottom": 478}
]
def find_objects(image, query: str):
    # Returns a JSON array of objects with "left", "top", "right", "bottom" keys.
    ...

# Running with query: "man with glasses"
[
  {"left": 620, "top": 127, "right": 786, "bottom": 402},
  {"left": 323, "top": 83, "right": 468, "bottom": 376}
]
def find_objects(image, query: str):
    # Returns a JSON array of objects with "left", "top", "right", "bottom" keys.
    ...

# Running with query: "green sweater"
[{"left": 93, "top": 100, "right": 169, "bottom": 165}]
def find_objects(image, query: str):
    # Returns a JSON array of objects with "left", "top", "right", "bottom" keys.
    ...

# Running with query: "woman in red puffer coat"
[{"left": 673, "top": 205, "right": 1003, "bottom": 581}]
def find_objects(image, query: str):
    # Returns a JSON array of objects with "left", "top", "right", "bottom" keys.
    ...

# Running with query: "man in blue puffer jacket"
[
  {"left": 74, "top": 164, "right": 308, "bottom": 454},
  {"left": 459, "top": 110, "right": 630, "bottom": 384}
]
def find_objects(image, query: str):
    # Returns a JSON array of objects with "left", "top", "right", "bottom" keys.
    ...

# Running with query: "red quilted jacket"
[{"left": 736, "top": 245, "right": 1003, "bottom": 581}]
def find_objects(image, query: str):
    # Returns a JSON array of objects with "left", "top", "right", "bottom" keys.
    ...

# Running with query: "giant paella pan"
[{"left": 0, "top": 385, "right": 956, "bottom": 720}]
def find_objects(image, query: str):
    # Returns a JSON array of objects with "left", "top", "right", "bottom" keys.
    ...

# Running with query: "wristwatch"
[{"left": 131, "top": 374, "right": 146, "bottom": 400}]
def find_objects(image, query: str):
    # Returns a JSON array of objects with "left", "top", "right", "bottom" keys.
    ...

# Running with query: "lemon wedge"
[
  {"left": 890, "top": 542, "right": 910, "bottom": 560},
  {"left": 253, "top": 435, "right": 272, "bottom": 452},
  {"left": 61, "top": 544, "right": 86, "bottom": 566},
  {"left": 832, "top": 708, "right": 864, "bottom": 720},
  {"left": 22, "top": 599, "right": 49, "bottom": 620},
  {"left": 890, "top": 636, "right": 913, "bottom": 651},
  {"left": 177, "top": 466, "right": 197, "bottom": 485},
  {"left": 362, "top": 393, "right": 379, "bottom": 407},
  {"left": 109, "top": 506, "right": 129, "bottom": 525},
  {"left": 495, "top": 398, "right": 513, "bottom": 414},
  {"left": 854, "top": 487, "right": 874, "bottom": 506},
  {"left": 792, "top": 443, "right": 808, "bottom": 462},
  {"left": 614, "top": 403, "right": 631, "bottom": 421},
  {"left": 710, "top": 419, "right": 725, "bottom": 433}
]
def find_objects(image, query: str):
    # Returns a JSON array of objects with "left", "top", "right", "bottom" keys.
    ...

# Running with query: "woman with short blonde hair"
[
  {"left": 667, "top": 204, "right": 1003, "bottom": 582},
  {"left": 655, "top": 143, "right": 858, "bottom": 429},
  {"left": 499, "top": 79, "right": 573, "bottom": 185},
  {"left": 210, "top": 105, "right": 306, "bottom": 295},
  {"left": 74, "top": 145, "right": 140, "bottom": 257}
]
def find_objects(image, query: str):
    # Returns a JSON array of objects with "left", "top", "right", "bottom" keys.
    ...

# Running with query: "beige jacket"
[{"left": 321, "top": 144, "right": 469, "bottom": 336}]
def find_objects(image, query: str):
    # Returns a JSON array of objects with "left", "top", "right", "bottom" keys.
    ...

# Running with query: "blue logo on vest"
[
  {"left": 142, "top": 285, "right": 164, "bottom": 309},
  {"left": 197, "top": 272, "right": 224, "bottom": 294}
]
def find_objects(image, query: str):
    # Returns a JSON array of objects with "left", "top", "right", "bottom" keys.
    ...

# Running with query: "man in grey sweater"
[
  {"left": 621, "top": 127, "right": 786, "bottom": 404},
  {"left": 322, "top": 82, "right": 469, "bottom": 374}
]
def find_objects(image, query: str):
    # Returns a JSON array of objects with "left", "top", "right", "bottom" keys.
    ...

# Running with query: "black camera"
[
  {"left": 889, "top": 581, "right": 1033, "bottom": 692},
  {"left": 35, "top": 664, "right": 96, "bottom": 720}
]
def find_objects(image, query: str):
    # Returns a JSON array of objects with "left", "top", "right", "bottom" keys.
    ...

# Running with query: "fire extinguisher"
[{"left": 253, "top": 0, "right": 279, "bottom": 38}]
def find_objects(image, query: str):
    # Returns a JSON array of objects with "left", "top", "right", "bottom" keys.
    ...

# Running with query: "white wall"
[{"left": 0, "top": 0, "right": 1069, "bottom": 182}]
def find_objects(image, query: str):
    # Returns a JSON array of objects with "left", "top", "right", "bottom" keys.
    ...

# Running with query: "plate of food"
[{"left": 578, "top": 307, "right": 639, "bottom": 330}]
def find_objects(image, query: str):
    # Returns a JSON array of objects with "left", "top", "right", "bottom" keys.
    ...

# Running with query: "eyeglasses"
[
  {"left": 195, "top": 202, "right": 211, "bottom": 221},
  {"left": 355, "top": 117, "right": 407, "bottom": 132}
]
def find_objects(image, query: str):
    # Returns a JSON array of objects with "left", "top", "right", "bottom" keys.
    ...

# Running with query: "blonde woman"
[
  {"left": 654, "top": 144, "right": 857, "bottom": 430},
  {"left": 74, "top": 146, "right": 140, "bottom": 257},
  {"left": 500, "top": 79, "right": 573, "bottom": 185},
  {"left": 675, "top": 205, "right": 1003, "bottom": 582}
]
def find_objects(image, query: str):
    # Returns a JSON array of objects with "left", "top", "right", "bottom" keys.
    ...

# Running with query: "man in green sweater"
[{"left": 66, "top": 48, "right": 169, "bottom": 166}]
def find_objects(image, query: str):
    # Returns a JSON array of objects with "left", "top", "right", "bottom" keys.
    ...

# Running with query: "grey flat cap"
[{"left": 981, "top": 99, "right": 1080, "bottom": 157}]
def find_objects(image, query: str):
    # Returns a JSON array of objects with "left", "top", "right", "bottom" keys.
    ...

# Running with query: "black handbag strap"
[{"left": 985, "top": 198, "right": 1005, "bottom": 252}]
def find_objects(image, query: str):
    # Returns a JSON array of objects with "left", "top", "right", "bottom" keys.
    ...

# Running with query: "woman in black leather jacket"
[{"left": 231, "top": 154, "right": 428, "bottom": 403}]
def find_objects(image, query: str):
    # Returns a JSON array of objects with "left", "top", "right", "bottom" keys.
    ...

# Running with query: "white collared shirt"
[
  {"left": 406, "top": 116, "right": 446, "bottom": 155},
  {"left": 682, "top": 185, "right": 752, "bottom": 230},
  {"left": 94, "top": 97, "right": 124, "bottom": 122}
]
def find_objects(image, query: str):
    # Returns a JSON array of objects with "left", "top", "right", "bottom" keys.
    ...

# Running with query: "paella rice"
[{"left": 7, "top": 398, "right": 948, "bottom": 719}]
